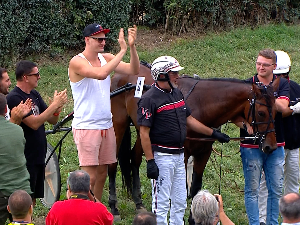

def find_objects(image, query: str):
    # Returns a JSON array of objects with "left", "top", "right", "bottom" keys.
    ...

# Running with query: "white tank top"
[{"left": 69, "top": 53, "right": 112, "bottom": 129}]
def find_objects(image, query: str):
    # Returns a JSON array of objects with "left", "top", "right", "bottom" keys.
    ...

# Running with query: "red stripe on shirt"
[
  {"left": 157, "top": 100, "right": 185, "bottom": 113},
  {"left": 277, "top": 96, "right": 290, "bottom": 102}
]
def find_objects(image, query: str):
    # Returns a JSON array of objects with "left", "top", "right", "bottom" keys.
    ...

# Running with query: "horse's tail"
[{"left": 118, "top": 125, "right": 133, "bottom": 196}]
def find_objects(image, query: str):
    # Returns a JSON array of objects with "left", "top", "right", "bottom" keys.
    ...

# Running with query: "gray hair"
[
  {"left": 67, "top": 170, "right": 90, "bottom": 194},
  {"left": 191, "top": 190, "right": 219, "bottom": 225},
  {"left": 279, "top": 193, "right": 300, "bottom": 220}
]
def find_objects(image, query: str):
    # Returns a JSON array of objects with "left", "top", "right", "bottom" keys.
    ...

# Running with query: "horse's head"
[{"left": 246, "top": 78, "right": 280, "bottom": 153}]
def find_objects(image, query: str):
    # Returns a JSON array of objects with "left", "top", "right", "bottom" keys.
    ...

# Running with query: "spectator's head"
[
  {"left": 256, "top": 49, "right": 277, "bottom": 78},
  {"left": 279, "top": 192, "right": 300, "bottom": 223},
  {"left": 7, "top": 190, "right": 33, "bottom": 221},
  {"left": 0, "top": 67, "right": 11, "bottom": 95},
  {"left": 67, "top": 170, "right": 90, "bottom": 196},
  {"left": 15, "top": 60, "right": 39, "bottom": 82},
  {"left": 258, "top": 49, "right": 277, "bottom": 65},
  {"left": 0, "top": 93, "right": 7, "bottom": 116},
  {"left": 191, "top": 190, "right": 219, "bottom": 225},
  {"left": 132, "top": 212, "right": 157, "bottom": 225}
]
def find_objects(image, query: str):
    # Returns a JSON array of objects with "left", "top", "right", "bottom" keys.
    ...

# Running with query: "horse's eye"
[{"left": 258, "top": 111, "right": 266, "bottom": 117}]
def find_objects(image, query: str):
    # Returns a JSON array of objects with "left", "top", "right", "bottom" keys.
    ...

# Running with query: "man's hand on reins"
[{"left": 211, "top": 129, "right": 230, "bottom": 143}]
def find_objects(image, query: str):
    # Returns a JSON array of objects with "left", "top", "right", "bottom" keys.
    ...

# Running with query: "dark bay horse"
[{"left": 109, "top": 62, "right": 279, "bottom": 221}]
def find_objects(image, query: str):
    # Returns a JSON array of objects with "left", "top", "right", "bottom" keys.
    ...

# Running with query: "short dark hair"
[
  {"left": 132, "top": 212, "right": 157, "bottom": 225},
  {"left": 258, "top": 49, "right": 277, "bottom": 64},
  {"left": 0, "top": 67, "right": 7, "bottom": 81},
  {"left": 279, "top": 193, "right": 300, "bottom": 220},
  {"left": 0, "top": 93, "right": 7, "bottom": 115},
  {"left": 8, "top": 190, "right": 32, "bottom": 219},
  {"left": 15, "top": 60, "right": 37, "bottom": 81},
  {"left": 67, "top": 170, "right": 90, "bottom": 194}
]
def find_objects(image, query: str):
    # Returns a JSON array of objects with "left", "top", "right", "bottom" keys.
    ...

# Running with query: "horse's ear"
[
  {"left": 252, "top": 82, "right": 259, "bottom": 93},
  {"left": 271, "top": 77, "right": 280, "bottom": 91}
]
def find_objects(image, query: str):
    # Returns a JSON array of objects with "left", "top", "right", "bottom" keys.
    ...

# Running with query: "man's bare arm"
[{"left": 22, "top": 89, "right": 67, "bottom": 130}]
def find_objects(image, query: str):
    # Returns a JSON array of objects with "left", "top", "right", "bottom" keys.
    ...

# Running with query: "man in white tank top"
[
  {"left": 68, "top": 23, "right": 140, "bottom": 205},
  {"left": 0, "top": 67, "right": 31, "bottom": 124}
]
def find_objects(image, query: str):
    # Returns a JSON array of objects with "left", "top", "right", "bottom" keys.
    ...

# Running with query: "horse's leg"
[
  {"left": 109, "top": 106, "right": 129, "bottom": 221},
  {"left": 127, "top": 98, "right": 146, "bottom": 212},
  {"left": 188, "top": 146, "right": 213, "bottom": 225},
  {"left": 131, "top": 135, "right": 147, "bottom": 213},
  {"left": 108, "top": 163, "right": 120, "bottom": 220}
]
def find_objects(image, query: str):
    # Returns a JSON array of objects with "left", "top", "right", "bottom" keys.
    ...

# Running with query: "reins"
[
  {"left": 184, "top": 79, "right": 200, "bottom": 101},
  {"left": 246, "top": 86, "right": 276, "bottom": 150}
]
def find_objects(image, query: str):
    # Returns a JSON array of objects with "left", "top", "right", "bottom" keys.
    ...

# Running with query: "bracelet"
[{"left": 53, "top": 112, "right": 60, "bottom": 116}]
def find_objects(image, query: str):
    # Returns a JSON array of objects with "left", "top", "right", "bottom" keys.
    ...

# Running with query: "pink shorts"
[{"left": 72, "top": 127, "right": 117, "bottom": 166}]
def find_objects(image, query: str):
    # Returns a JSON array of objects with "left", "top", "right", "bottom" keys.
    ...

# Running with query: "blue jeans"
[{"left": 240, "top": 147, "right": 284, "bottom": 225}]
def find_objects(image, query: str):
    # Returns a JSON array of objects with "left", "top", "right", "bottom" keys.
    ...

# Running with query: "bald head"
[
  {"left": 8, "top": 190, "right": 32, "bottom": 219},
  {"left": 279, "top": 192, "right": 300, "bottom": 223},
  {"left": 132, "top": 212, "right": 157, "bottom": 225}
]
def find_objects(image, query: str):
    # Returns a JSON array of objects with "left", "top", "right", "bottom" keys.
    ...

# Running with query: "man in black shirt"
[
  {"left": 137, "top": 56, "right": 230, "bottom": 225},
  {"left": 7, "top": 60, "right": 67, "bottom": 205}
]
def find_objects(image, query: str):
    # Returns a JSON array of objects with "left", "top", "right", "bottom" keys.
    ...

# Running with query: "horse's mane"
[
  {"left": 140, "top": 60, "right": 151, "bottom": 69},
  {"left": 256, "top": 84, "right": 275, "bottom": 106},
  {"left": 180, "top": 74, "right": 246, "bottom": 84}
]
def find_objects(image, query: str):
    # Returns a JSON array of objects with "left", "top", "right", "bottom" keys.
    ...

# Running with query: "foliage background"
[{"left": 0, "top": 0, "right": 299, "bottom": 67}]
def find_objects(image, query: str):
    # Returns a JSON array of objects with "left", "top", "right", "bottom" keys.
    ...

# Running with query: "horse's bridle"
[{"left": 247, "top": 86, "right": 275, "bottom": 151}]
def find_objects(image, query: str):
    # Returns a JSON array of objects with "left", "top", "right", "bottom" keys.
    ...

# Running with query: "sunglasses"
[
  {"left": 27, "top": 72, "right": 40, "bottom": 77},
  {"left": 90, "top": 37, "right": 107, "bottom": 43}
]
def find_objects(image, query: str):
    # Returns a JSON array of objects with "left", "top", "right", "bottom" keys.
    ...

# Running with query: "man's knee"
[{"left": 81, "top": 166, "right": 98, "bottom": 188}]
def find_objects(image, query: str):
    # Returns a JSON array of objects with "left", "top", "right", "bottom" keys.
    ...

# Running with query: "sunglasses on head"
[{"left": 90, "top": 37, "right": 107, "bottom": 43}]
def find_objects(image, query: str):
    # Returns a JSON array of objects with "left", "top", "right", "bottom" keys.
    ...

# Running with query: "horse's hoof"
[
  {"left": 136, "top": 203, "right": 147, "bottom": 214},
  {"left": 110, "top": 205, "right": 121, "bottom": 221},
  {"left": 113, "top": 214, "right": 121, "bottom": 222}
]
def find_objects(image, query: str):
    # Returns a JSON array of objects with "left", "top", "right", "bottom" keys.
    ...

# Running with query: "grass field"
[{"left": 6, "top": 23, "right": 300, "bottom": 224}]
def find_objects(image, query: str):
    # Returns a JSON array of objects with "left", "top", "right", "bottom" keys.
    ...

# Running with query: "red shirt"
[{"left": 46, "top": 199, "right": 113, "bottom": 225}]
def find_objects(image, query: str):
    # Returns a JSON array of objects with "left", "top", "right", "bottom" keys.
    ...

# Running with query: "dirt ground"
[{"left": 135, "top": 27, "right": 200, "bottom": 51}]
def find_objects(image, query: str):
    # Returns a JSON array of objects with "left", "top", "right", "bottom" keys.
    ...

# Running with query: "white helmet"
[
  {"left": 274, "top": 50, "right": 291, "bottom": 74},
  {"left": 151, "top": 56, "right": 184, "bottom": 81}
]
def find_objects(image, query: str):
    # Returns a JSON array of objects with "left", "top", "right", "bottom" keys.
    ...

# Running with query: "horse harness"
[{"left": 247, "top": 84, "right": 276, "bottom": 151}]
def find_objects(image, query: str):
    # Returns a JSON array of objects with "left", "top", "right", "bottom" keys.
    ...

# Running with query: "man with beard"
[
  {"left": 137, "top": 56, "right": 230, "bottom": 224},
  {"left": 0, "top": 67, "right": 31, "bottom": 124}
]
